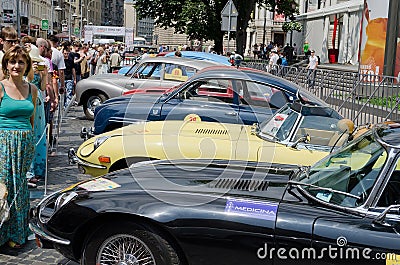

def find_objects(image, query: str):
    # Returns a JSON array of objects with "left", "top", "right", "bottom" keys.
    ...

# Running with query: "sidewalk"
[{"left": 0, "top": 105, "right": 92, "bottom": 264}]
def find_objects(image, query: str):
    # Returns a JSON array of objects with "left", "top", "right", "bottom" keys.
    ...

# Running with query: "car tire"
[
  {"left": 83, "top": 93, "right": 107, "bottom": 120},
  {"left": 81, "top": 222, "right": 180, "bottom": 265}
]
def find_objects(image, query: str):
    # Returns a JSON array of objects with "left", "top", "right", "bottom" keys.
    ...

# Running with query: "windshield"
[
  {"left": 259, "top": 104, "right": 298, "bottom": 141},
  {"left": 296, "top": 131, "right": 386, "bottom": 208},
  {"left": 258, "top": 104, "right": 346, "bottom": 146}
]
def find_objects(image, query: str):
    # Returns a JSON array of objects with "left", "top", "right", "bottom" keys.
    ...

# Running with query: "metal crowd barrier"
[{"left": 245, "top": 61, "right": 400, "bottom": 126}]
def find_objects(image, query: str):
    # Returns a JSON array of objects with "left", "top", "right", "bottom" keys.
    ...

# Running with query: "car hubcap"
[
  {"left": 88, "top": 97, "right": 102, "bottom": 115},
  {"left": 96, "top": 234, "right": 155, "bottom": 265}
]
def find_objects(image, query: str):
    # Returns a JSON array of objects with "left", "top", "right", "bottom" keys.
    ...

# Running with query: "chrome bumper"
[
  {"left": 67, "top": 147, "right": 107, "bottom": 173},
  {"left": 29, "top": 222, "right": 70, "bottom": 246}
]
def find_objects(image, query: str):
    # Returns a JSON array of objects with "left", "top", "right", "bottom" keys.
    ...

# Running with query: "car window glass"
[
  {"left": 240, "top": 81, "right": 276, "bottom": 108},
  {"left": 126, "top": 62, "right": 139, "bottom": 75},
  {"left": 179, "top": 79, "right": 233, "bottom": 104},
  {"left": 259, "top": 105, "right": 297, "bottom": 141},
  {"left": 377, "top": 157, "right": 400, "bottom": 207},
  {"left": 297, "top": 133, "right": 385, "bottom": 208},
  {"left": 132, "top": 62, "right": 161, "bottom": 80},
  {"left": 164, "top": 64, "right": 195, "bottom": 82}
]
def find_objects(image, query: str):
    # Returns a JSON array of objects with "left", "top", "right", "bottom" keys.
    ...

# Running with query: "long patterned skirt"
[
  {"left": 29, "top": 82, "right": 47, "bottom": 178},
  {"left": 0, "top": 129, "right": 34, "bottom": 246}
]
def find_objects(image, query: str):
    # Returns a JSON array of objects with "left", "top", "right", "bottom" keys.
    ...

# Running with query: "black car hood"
[{"left": 72, "top": 160, "right": 298, "bottom": 203}]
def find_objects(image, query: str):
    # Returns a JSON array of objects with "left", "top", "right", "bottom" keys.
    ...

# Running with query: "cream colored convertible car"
[{"left": 74, "top": 102, "right": 360, "bottom": 177}]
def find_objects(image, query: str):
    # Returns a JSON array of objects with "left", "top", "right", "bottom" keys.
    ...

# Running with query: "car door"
[
  {"left": 310, "top": 154, "right": 400, "bottom": 265},
  {"left": 159, "top": 78, "right": 241, "bottom": 124},
  {"left": 124, "top": 61, "right": 162, "bottom": 90},
  {"left": 237, "top": 80, "right": 281, "bottom": 125}
]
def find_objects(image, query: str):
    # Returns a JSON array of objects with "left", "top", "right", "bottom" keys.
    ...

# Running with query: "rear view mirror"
[{"left": 270, "top": 91, "right": 289, "bottom": 109}]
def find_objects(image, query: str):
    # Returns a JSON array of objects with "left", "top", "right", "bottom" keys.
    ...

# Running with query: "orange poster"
[{"left": 359, "top": 0, "right": 389, "bottom": 76}]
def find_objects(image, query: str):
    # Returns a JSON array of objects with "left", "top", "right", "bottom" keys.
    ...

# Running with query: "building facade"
[
  {"left": 0, "top": 0, "right": 102, "bottom": 39},
  {"left": 101, "top": 0, "right": 124, "bottom": 26},
  {"left": 294, "top": 0, "right": 364, "bottom": 64},
  {"left": 245, "top": 4, "right": 286, "bottom": 56}
]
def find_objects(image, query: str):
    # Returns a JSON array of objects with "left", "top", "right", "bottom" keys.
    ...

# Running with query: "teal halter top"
[{"left": 0, "top": 82, "right": 34, "bottom": 130}]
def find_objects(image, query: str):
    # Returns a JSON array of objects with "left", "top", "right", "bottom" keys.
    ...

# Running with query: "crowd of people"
[
  {"left": 0, "top": 26, "right": 147, "bottom": 249},
  {"left": 0, "top": 27, "right": 124, "bottom": 249},
  {"left": 252, "top": 41, "right": 319, "bottom": 87}
]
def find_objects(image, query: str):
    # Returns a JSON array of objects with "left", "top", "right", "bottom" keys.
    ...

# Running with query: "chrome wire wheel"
[{"left": 96, "top": 234, "right": 156, "bottom": 265}]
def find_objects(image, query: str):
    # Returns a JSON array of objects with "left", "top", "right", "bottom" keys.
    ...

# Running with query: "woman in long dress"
[
  {"left": 26, "top": 45, "right": 47, "bottom": 182},
  {"left": 0, "top": 45, "right": 37, "bottom": 248}
]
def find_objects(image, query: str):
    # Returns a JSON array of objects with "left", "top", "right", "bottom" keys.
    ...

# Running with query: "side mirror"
[
  {"left": 251, "top": 123, "right": 259, "bottom": 135},
  {"left": 373, "top": 204, "right": 400, "bottom": 227},
  {"left": 289, "top": 134, "right": 310, "bottom": 149}
]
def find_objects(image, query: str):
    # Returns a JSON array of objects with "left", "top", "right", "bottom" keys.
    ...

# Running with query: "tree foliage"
[
  {"left": 133, "top": 0, "right": 298, "bottom": 54},
  {"left": 282, "top": 21, "right": 303, "bottom": 32}
]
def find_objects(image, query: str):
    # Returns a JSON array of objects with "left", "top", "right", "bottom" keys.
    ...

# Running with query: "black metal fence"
[{"left": 245, "top": 61, "right": 400, "bottom": 126}]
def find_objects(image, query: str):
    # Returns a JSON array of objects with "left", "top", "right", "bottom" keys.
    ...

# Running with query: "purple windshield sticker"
[{"left": 225, "top": 198, "right": 278, "bottom": 220}]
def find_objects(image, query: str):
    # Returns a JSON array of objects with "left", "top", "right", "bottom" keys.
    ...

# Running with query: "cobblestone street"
[{"left": 0, "top": 106, "right": 93, "bottom": 265}]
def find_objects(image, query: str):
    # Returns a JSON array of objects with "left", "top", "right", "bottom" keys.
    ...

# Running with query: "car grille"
[
  {"left": 195, "top": 128, "right": 228, "bottom": 135},
  {"left": 209, "top": 178, "right": 269, "bottom": 191}
]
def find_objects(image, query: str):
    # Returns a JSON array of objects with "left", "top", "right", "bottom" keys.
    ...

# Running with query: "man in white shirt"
[
  {"left": 306, "top": 50, "right": 319, "bottom": 88},
  {"left": 268, "top": 50, "right": 279, "bottom": 74},
  {"left": 48, "top": 35, "right": 66, "bottom": 96}
]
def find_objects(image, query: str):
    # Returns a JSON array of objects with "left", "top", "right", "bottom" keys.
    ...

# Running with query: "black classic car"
[{"left": 30, "top": 122, "right": 400, "bottom": 265}]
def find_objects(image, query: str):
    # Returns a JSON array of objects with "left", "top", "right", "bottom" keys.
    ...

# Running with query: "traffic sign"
[
  {"left": 221, "top": 0, "right": 238, "bottom": 32},
  {"left": 221, "top": 0, "right": 238, "bottom": 16},
  {"left": 41, "top": 19, "right": 49, "bottom": 30}
]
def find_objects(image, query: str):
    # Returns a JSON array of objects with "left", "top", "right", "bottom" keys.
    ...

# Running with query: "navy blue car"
[{"left": 82, "top": 66, "right": 326, "bottom": 138}]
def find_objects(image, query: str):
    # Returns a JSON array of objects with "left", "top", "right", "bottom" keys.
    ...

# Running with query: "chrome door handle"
[{"left": 225, "top": 112, "right": 238, "bottom": 116}]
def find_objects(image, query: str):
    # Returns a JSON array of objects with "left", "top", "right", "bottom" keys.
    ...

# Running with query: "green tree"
[
  {"left": 282, "top": 21, "right": 302, "bottom": 46},
  {"left": 134, "top": 0, "right": 298, "bottom": 55}
]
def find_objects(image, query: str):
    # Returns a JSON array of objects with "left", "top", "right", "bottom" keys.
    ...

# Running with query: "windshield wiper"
[{"left": 288, "top": 180, "right": 361, "bottom": 200}]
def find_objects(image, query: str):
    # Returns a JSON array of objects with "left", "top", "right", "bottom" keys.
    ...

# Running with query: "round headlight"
[{"left": 93, "top": 136, "right": 110, "bottom": 150}]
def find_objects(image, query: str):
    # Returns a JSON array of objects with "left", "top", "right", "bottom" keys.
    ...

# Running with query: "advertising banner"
[
  {"left": 84, "top": 26, "right": 94, "bottom": 43},
  {"left": 91, "top": 26, "right": 126, "bottom": 36},
  {"left": 359, "top": 0, "right": 390, "bottom": 77},
  {"left": 125, "top": 28, "right": 134, "bottom": 47},
  {"left": 84, "top": 26, "right": 127, "bottom": 43}
]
